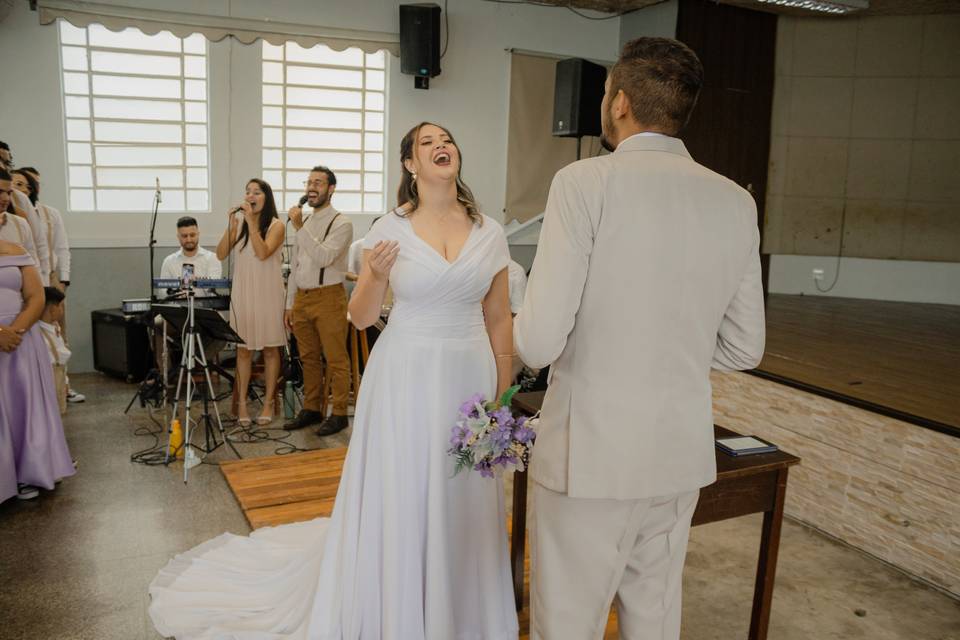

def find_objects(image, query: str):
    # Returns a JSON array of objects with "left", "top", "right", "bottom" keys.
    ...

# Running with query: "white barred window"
[
  {"left": 261, "top": 42, "right": 387, "bottom": 213},
  {"left": 58, "top": 21, "right": 210, "bottom": 213}
]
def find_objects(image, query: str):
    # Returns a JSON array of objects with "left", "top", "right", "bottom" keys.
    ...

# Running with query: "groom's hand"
[{"left": 368, "top": 240, "right": 400, "bottom": 281}]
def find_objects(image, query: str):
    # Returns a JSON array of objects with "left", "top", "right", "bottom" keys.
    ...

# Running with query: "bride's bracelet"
[{"left": 494, "top": 353, "right": 516, "bottom": 359}]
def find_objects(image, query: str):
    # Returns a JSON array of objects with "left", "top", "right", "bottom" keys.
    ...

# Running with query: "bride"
[{"left": 148, "top": 122, "right": 520, "bottom": 640}]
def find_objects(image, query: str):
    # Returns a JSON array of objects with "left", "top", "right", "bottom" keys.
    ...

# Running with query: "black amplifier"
[{"left": 91, "top": 308, "right": 152, "bottom": 382}]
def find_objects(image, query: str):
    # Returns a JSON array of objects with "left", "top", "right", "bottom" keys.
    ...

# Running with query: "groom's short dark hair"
[{"left": 610, "top": 37, "right": 704, "bottom": 136}]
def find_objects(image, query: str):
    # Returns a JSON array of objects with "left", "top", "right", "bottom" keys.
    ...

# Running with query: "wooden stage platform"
[
  {"left": 220, "top": 448, "right": 622, "bottom": 638},
  {"left": 756, "top": 294, "right": 960, "bottom": 436}
]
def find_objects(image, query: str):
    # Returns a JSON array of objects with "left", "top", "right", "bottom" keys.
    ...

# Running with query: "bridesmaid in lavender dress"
[{"left": 0, "top": 238, "right": 75, "bottom": 502}]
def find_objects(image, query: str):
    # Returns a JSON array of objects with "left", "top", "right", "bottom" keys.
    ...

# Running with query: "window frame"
[
  {"left": 57, "top": 20, "right": 212, "bottom": 214},
  {"left": 260, "top": 41, "right": 388, "bottom": 215}
]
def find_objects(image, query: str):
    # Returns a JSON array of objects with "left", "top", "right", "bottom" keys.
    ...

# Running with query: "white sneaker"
[
  {"left": 66, "top": 390, "right": 86, "bottom": 403},
  {"left": 17, "top": 484, "right": 39, "bottom": 500}
]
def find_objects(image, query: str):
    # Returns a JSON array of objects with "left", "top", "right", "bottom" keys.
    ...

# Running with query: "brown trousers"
[{"left": 293, "top": 284, "right": 350, "bottom": 415}]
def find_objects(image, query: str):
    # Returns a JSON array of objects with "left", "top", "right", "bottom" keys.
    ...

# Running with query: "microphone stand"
[{"left": 148, "top": 179, "right": 162, "bottom": 303}]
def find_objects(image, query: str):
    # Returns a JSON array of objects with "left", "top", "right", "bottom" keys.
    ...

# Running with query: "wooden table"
[{"left": 511, "top": 391, "right": 800, "bottom": 640}]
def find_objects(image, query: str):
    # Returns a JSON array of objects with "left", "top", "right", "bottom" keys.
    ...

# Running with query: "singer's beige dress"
[{"left": 228, "top": 217, "right": 287, "bottom": 350}]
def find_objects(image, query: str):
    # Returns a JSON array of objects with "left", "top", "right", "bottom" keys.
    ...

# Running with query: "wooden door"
[{"left": 676, "top": 0, "right": 778, "bottom": 291}]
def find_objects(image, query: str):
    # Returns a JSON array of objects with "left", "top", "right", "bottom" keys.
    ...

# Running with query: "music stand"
[{"left": 154, "top": 296, "right": 244, "bottom": 483}]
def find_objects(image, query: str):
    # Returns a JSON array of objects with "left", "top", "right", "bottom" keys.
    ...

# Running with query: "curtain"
[
  {"left": 504, "top": 51, "right": 604, "bottom": 225},
  {"left": 37, "top": 0, "right": 400, "bottom": 55}
]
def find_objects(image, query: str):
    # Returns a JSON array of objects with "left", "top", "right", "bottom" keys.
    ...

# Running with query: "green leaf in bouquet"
[
  {"left": 498, "top": 384, "right": 521, "bottom": 408},
  {"left": 483, "top": 401, "right": 498, "bottom": 413}
]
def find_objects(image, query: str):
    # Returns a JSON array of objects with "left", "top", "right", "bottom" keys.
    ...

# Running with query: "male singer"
[{"left": 283, "top": 166, "right": 354, "bottom": 435}]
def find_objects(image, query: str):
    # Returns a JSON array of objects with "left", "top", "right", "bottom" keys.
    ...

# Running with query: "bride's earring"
[{"left": 411, "top": 172, "right": 417, "bottom": 181}]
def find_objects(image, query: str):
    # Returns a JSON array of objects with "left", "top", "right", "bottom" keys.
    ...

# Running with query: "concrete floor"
[{"left": 0, "top": 373, "right": 957, "bottom": 640}]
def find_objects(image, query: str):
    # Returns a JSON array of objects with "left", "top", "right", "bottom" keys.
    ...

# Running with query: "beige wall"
[{"left": 764, "top": 14, "right": 960, "bottom": 262}]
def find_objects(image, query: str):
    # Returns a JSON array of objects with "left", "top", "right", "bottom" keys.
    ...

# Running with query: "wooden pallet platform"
[{"left": 220, "top": 448, "right": 619, "bottom": 638}]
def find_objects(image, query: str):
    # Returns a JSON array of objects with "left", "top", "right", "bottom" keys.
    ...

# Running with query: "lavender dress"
[{"left": 0, "top": 253, "right": 74, "bottom": 502}]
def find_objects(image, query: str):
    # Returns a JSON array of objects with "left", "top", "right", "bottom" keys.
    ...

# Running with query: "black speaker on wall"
[
  {"left": 400, "top": 3, "right": 441, "bottom": 90},
  {"left": 553, "top": 58, "right": 607, "bottom": 138}
]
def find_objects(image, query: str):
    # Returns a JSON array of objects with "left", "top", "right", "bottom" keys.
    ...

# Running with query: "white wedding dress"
[{"left": 149, "top": 211, "right": 520, "bottom": 640}]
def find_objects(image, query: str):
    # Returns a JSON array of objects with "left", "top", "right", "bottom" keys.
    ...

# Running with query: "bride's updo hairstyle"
[{"left": 396, "top": 122, "right": 482, "bottom": 226}]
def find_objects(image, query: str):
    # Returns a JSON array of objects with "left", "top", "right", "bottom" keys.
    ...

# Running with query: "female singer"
[{"left": 216, "top": 179, "right": 286, "bottom": 426}]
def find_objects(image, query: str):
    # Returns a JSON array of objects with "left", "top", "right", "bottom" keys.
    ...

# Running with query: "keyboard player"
[
  {"left": 160, "top": 216, "right": 222, "bottom": 288},
  {"left": 155, "top": 216, "right": 225, "bottom": 372}
]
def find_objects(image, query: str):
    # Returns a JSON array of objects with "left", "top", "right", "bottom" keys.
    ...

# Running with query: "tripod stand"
[{"left": 161, "top": 288, "right": 239, "bottom": 482}]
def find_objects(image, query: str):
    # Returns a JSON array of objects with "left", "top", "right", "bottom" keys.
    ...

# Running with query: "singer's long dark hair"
[{"left": 237, "top": 178, "right": 279, "bottom": 250}]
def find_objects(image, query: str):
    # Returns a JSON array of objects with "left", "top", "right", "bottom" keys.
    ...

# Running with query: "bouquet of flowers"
[{"left": 448, "top": 385, "right": 537, "bottom": 478}]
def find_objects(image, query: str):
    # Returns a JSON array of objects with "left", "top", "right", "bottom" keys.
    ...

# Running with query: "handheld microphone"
[
  {"left": 298, "top": 194, "right": 309, "bottom": 207},
  {"left": 231, "top": 205, "right": 245, "bottom": 214}
]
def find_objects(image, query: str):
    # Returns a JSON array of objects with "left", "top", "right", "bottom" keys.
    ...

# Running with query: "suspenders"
[
  {"left": 2, "top": 213, "right": 27, "bottom": 244},
  {"left": 317, "top": 213, "right": 341, "bottom": 286}
]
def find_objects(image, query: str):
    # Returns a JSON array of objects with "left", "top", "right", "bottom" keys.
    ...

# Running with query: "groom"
[{"left": 514, "top": 37, "right": 765, "bottom": 639}]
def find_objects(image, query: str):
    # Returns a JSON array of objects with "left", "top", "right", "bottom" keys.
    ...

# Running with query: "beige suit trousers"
[{"left": 531, "top": 481, "right": 699, "bottom": 640}]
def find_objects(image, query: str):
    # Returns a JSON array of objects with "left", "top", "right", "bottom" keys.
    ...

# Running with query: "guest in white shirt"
[
  {"left": 0, "top": 185, "right": 37, "bottom": 262},
  {"left": 18, "top": 167, "right": 71, "bottom": 290},
  {"left": 37, "top": 286, "right": 71, "bottom": 414},
  {"left": 507, "top": 259, "right": 527, "bottom": 315},
  {"left": 282, "top": 166, "right": 353, "bottom": 435},
  {"left": 160, "top": 216, "right": 222, "bottom": 283},
  {"left": 1, "top": 142, "right": 51, "bottom": 285},
  {"left": 346, "top": 216, "right": 383, "bottom": 282}
]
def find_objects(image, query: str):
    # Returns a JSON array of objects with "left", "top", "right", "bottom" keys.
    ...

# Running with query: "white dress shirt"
[
  {"left": 507, "top": 260, "right": 527, "bottom": 315},
  {"left": 0, "top": 212, "right": 38, "bottom": 265},
  {"left": 160, "top": 247, "right": 222, "bottom": 280},
  {"left": 37, "top": 203, "right": 71, "bottom": 283},
  {"left": 285, "top": 205, "right": 353, "bottom": 309},
  {"left": 347, "top": 237, "right": 365, "bottom": 276},
  {"left": 38, "top": 320, "right": 71, "bottom": 366},
  {"left": 11, "top": 190, "right": 50, "bottom": 285}
]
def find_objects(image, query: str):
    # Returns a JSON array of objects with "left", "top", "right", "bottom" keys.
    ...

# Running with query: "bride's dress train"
[{"left": 148, "top": 211, "right": 520, "bottom": 640}]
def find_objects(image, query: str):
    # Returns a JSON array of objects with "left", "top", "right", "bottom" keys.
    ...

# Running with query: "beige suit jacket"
[{"left": 514, "top": 134, "right": 765, "bottom": 500}]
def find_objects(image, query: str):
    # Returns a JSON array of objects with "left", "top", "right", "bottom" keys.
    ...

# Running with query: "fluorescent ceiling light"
[{"left": 754, "top": 0, "right": 869, "bottom": 14}]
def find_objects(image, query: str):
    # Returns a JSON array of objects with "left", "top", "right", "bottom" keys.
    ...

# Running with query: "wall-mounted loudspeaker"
[
  {"left": 400, "top": 3, "right": 442, "bottom": 90},
  {"left": 552, "top": 58, "right": 607, "bottom": 138}
]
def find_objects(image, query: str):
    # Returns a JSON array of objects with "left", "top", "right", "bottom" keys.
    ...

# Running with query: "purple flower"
[
  {"left": 459, "top": 393, "right": 486, "bottom": 418},
  {"left": 491, "top": 424, "right": 513, "bottom": 449},
  {"left": 475, "top": 461, "right": 494, "bottom": 478},
  {"left": 513, "top": 424, "right": 536, "bottom": 444},
  {"left": 490, "top": 406, "right": 513, "bottom": 428},
  {"left": 492, "top": 452, "right": 516, "bottom": 468},
  {"left": 449, "top": 423, "right": 472, "bottom": 448}
]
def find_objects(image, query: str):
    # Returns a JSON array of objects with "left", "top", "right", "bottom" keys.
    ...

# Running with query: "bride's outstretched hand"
[{"left": 368, "top": 240, "right": 400, "bottom": 281}]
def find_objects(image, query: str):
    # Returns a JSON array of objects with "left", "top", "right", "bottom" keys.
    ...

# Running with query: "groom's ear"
[{"left": 613, "top": 89, "right": 632, "bottom": 122}]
